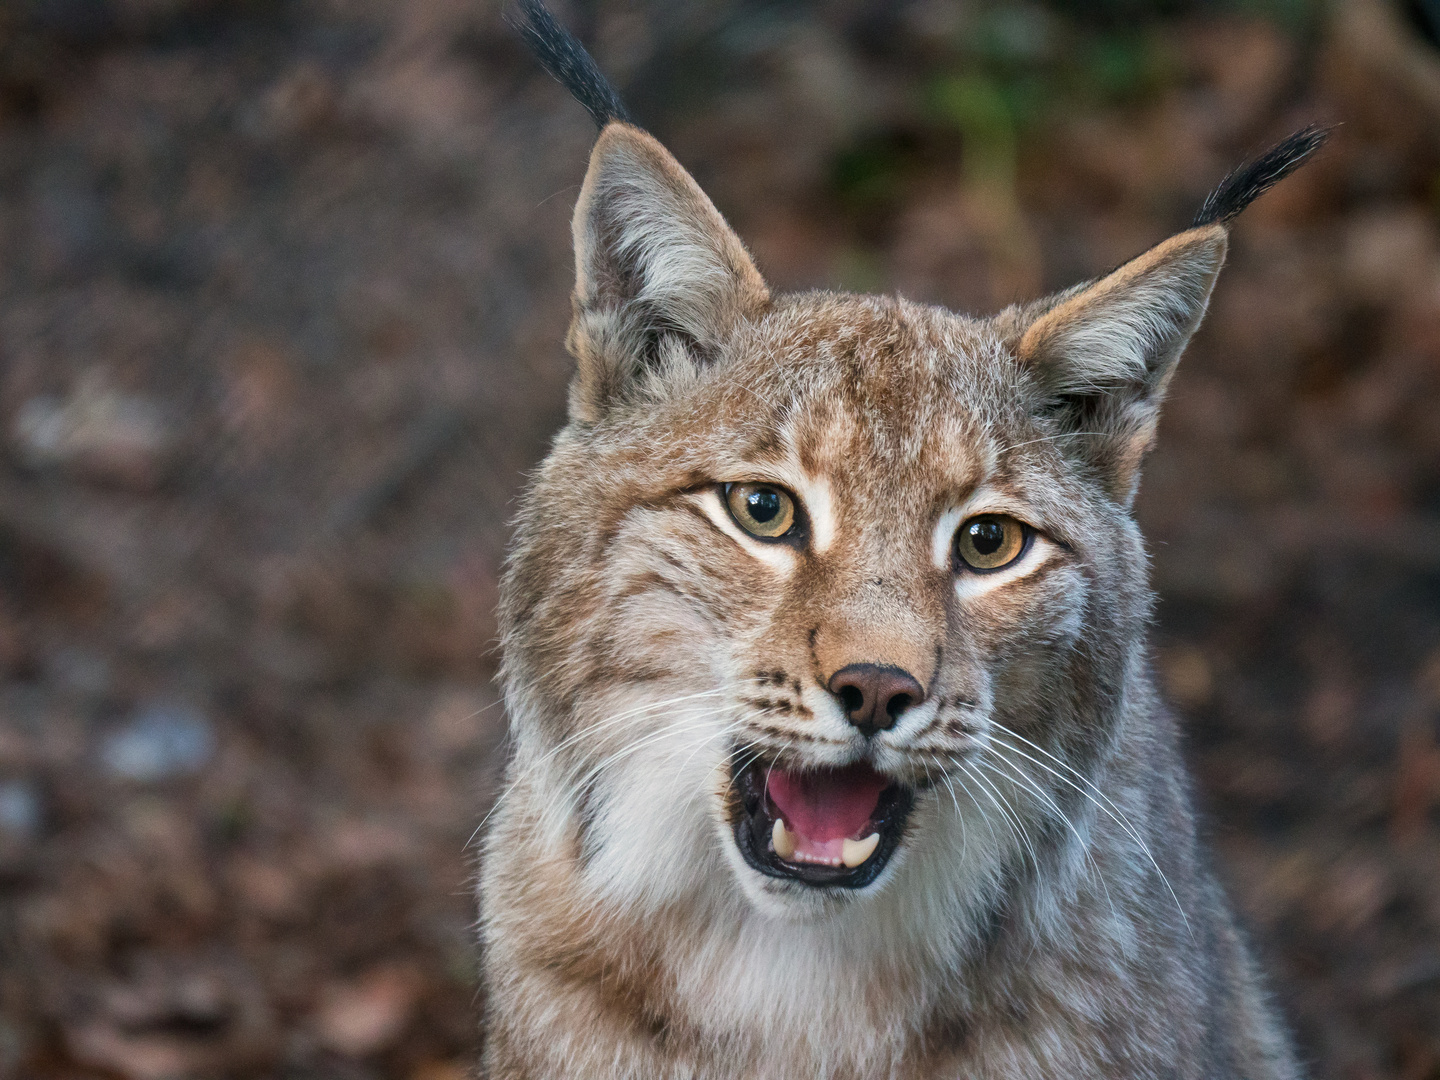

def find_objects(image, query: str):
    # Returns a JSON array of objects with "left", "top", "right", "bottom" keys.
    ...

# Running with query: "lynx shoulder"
[{"left": 480, "top": 4, "right": 1325, "bottom": 1077}]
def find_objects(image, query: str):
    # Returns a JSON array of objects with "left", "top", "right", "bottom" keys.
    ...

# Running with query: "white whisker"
[{"left": 987, "top": 723, "right": 1190, "bottom": 937}]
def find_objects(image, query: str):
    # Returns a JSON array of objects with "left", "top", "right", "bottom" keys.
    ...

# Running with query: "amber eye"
[
  {"left": 953, "top": 515, "right": 1028, "bottom": 572},
  {"left": 725, "top": 483, "right": 797, "bottom": 539}
]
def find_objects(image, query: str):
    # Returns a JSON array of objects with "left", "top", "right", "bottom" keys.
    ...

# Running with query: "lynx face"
[
  {"left": 487, "top": 13, "right": 1320, "bottom": 1071},
  {"left": 498, "top": 123, "right": 1220, "bottom": 919}
]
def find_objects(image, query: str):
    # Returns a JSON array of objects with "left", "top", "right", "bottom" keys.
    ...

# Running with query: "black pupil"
[
  {"left": 968, "top": 520, "right": 1005, "bottom": 555},
  {"left": 747, "top": 489, "right": 781, "bottom": 523}
]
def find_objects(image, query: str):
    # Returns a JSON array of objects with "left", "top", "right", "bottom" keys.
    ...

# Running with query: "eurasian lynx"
[{"left": 480, "top": 4, "right": 1324, "bottom": 1077}]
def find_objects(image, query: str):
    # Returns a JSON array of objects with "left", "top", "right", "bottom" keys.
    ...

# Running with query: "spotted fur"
[{"left": 480, "top": 81, "right": 1312, "bottom": 1080}]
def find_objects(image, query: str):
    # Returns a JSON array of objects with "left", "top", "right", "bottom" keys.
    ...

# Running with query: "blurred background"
[{"left": 0, "top": 0, "right": 1437, "bottom": 1076}]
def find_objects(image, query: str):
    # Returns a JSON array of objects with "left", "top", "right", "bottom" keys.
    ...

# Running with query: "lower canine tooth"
[
  {"left": 842, "top": 833, "right": 880, "bottom": 868},
  {"left": 772, "top": 818, "right": 796, "bottom": 860}
]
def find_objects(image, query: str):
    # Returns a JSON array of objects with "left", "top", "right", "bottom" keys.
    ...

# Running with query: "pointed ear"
[
  {"left": 565, "top": 122, "right": 770, "bottom": 422},
  {"left": 1017, "top": 224, "right": 1228, "bottom": 504}
]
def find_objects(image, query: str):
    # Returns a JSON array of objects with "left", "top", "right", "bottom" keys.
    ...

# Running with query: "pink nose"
[{"left": 827, "top": 664, "right": 924, "bottom": 737}]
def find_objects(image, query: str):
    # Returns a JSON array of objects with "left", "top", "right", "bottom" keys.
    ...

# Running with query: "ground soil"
[{"left": 1, "top": 1, "right": 1438, "bottom": 1078}]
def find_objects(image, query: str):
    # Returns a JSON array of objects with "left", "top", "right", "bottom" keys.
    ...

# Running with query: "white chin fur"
[
  {"left": 581, "top": 730, "right": 732, "bottom": 911},
  {"left": 517, "top": 715, "right": 1034, "bottom": 1055}
]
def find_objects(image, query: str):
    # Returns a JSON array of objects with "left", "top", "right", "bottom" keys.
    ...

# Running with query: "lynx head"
[{"left": 497, "top": 87, "right": 1325, "bottom": 922}]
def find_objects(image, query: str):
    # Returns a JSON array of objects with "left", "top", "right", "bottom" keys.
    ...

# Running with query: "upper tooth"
[
  {"left": 772, "top": 818, "right": 796, "bottom": 859},
  {"left": 841, "top": 833, "right": 880, "bottom": 868}
]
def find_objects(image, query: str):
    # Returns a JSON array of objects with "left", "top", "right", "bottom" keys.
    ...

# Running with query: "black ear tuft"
[
  {"left": 1192, "top": 124, "right": 1332, "bottom": 228},
  {"left": 506, "top": 0, "right": 636, "bottom": 130}
]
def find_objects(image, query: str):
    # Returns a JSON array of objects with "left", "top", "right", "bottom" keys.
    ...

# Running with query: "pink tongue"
[{"left": 766, "top": 764, "right": 888, "bottom": 843}]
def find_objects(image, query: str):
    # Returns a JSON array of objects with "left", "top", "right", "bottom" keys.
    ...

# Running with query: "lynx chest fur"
[{"left": 480, "top": 5, "right": 1323, "bottom": 1078}]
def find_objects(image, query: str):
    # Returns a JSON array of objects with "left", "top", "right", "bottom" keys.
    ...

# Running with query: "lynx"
[{"left": 479, "top": 4, "right": 1325, "bottom": 1077}]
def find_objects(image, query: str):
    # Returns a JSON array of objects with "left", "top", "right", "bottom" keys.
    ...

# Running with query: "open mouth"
[{"left": 730, "top": 753, "right": 914, "bottom": 888}]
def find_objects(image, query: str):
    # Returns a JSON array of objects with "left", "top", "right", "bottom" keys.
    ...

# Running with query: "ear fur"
[
  {"left": 566, "top": 122, "right": 770, "bottom": 422},
  {"left": 1017, "top": 224, "right": 1228, "bottom": 504},
  {"left": 1014, "top": 126, "right": 1328, "bottom": 503}
]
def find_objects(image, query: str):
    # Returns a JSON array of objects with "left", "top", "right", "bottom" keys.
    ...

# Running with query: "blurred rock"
[
  {"left": 425, "top": 686, "right": 498, "bottom": 757},
  {"left": 0, "top": 598, "right": 25, "bottom": 676},
  {"left": 12, "top": 376, "right": 174, "bottom": 489},
  {"left": 129, "top": 590, "right": 230, "bottom": 654},
  {"left": 1156, "top": 645, "right": 1215, "bottom": 711},
  {"left": 217, "top": 340, "right": 298, "bottom": 450},
  {"left": 1392, "top": 724, "right": 1440, "bottom": 842},
  {"left": 319, "top": 815, "right": 418, "bottom": 872},
  {"left": 1309, "top": 858, "right": 1392, "bottom": 934},
  {"left": 314, "top": 963, "right": 423, "bottom": 1058},
  {"left": 1302, "top": 680, "right": 1357, "bottom": 751},
  {"left": 1342, "top": 208, "right": 1438, "bottom": 306},
  {"left": 100, "top": 704, "right": 214, "bottom": 782},
  {"left": 0, "top": 1014, "right": 30, "bottom": 1078},
  {"left": 1328, "top": 0, "right": 1440, "bottom": 130},
  {"left": 410, "top": 1060, "right": 472, "bottom": 1080},
  {"left": 226, "top": 853, "right": 303, "bottom": 922},
  {"left": 0, "top": 778, "right": 41, "bottom": 838},
  {"left": 43, "top": 645, "right": 112, "bottom": 698},
  {"left": 63, "top": 953, "right": 275, "bottom": 1080},
  {"left": 1174, "top": 17, "right": 1298, "bottom": 141},
  {"left": 256, "top": 61, "right": 338, "bottom": 141},
  {"left": 1418, "top": 646, "right": 1440, "bottom": 702},
  {"left": 349, "top": 52, "right": 487, "bottom": 157}
]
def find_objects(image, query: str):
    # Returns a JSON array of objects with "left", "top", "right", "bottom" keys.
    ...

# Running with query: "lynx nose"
[{"left": 828, "top": 664, "right": 924, "bottom": 738}]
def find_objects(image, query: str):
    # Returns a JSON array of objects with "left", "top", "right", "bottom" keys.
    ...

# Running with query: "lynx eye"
[
  {"left": 953, "top": 515, "right": 1028, "bottom": 572},
  {"left": 724, "top": 483, "right": 797, "bottom": 540}
]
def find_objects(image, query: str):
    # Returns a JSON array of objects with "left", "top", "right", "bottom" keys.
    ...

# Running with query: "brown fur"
[{"left": 479, "top": 123, "right": 1300, "bottom": 1079}]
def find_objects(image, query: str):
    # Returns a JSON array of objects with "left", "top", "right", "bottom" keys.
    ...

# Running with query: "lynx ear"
[
  {"left": 565, "top": 122, "right": 770, "bottom": 422},
  {"left": 1016, "top": 124, "right": 1329, "bottom": 503},
  {"left": 1017, "top": 225, "right": 1227, "bottom": 504}
]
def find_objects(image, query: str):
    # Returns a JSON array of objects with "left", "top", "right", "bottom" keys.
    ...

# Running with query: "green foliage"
[
  {"left": 927, "top": 73, "right": 1018, "bottom": 187},
  {"left": 948, "top": 6, "right": 1180, "bottom": 127},
  {"left": 830, "top": 131, "right": 917, "bottom": 212},
  {"left": 825, "top": 0, "right": 1320, "bottom": 224},
  {"left": 1213, "top": 0, "right": 1320, "bottom": 33},
  {"left": 1074, "top": 30, "right": 1178, "bottom": 105}
]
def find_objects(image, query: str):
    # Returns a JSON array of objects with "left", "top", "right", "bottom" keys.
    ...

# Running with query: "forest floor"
[{"left": 1, "top": 1, "right": 1439, "bottom": 1077}]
